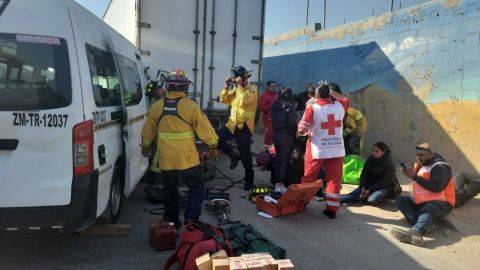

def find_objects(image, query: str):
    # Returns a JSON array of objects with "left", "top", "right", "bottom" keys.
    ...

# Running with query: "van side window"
[
  {"left": 85, "top": 44, "right": 121, "bottom": 107},
  {"left": 117, "top": 55, "right": 142, "bottom": 106},
  {"left": 0, "top": 33, "right": 71, "bottom": 111}
]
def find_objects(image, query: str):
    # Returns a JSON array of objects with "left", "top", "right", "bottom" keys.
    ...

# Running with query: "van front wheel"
[{"left": 102, "top": 165, "right": 124, "bottom": 224}]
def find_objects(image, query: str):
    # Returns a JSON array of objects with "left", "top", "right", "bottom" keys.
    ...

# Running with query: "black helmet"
[{"left": 231, "top": 65, "right": 252, "bottom": 78}]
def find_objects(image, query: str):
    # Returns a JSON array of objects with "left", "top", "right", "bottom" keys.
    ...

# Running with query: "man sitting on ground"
[{"left": 391, "top": 143, "right": 455, "bottom": 247}]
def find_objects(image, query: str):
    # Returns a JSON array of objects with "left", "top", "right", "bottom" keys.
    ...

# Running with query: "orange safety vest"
[{"left": 412, "top": 161, "right": 455, "bottom": 207}]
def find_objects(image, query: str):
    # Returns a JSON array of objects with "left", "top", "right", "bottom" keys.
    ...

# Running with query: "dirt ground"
[{"left": 250, "top": 131, "right": 480, "bottom": 269}]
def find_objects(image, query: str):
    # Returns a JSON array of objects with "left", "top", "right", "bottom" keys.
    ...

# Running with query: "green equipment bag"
[
  {"left": 342, "top": 155, "right": 365, "bottom": 185},
  {"left": 226, "top": 223, "right": 286, "bottom": 259}
]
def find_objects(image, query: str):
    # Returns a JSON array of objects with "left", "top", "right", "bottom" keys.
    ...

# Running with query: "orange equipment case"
[{"left": 255, "top": 181, "right": 323, "bottom": 217}]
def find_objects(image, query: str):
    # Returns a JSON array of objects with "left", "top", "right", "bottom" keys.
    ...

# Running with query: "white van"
[{"left": 0, "top": 0, "right": 149, "bottom": 233}]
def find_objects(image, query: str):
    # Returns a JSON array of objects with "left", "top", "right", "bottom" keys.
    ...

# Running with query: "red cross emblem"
[{"left": 321, "top": 114, "right": 342, "bottom": 135}]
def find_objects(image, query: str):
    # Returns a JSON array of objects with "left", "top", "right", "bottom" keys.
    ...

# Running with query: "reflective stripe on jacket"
[
  {"left": 219, "top": 83, "right": 258, "bottom": 134},
  {"left": 413, "top": 161, "right": 456, "bottom": 207},
  {"left": 343, "top": 107, "right": 367, "bottom": 137},
  {"left": 141, "top": 91, "right": 218, "bottom": 170}
]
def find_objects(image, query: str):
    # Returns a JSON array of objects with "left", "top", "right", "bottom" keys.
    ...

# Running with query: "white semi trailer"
[{"left": 103, "top": 0, "right": 266, "bottom": 112}]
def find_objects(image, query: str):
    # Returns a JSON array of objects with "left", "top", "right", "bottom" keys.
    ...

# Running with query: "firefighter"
[
  {"left": 298, "top": 83, "right": 349, "bottom": 219},
  {"left": 329, "top": 83, "right": 367, "bottom": 156},
  {"left": 217, "top": 65, "right": 258, "bottom": 190},
  {"left": 141, "top": 69, "right": 219, "bottom": 228},
  {"left": 391, "top": 143, "right": 455, "bottom": 247}
]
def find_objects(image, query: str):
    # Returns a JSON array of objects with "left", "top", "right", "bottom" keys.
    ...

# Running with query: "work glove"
[
  {"left": 208, "top": 148, "right": 219, "bottom": 160},
  {"left": 141, "top": 145, "right": 152, "bottom": 158}
]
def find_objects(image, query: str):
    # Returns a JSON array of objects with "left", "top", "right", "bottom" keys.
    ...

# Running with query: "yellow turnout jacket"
[
  {"left": 219, "top": 83, "right": 258, "bottom": 134},
  {"left": 141, "top": 91, "right": 218, "bottom": 170}
]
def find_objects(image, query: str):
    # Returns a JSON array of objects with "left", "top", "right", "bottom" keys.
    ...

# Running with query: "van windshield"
[{"left": 0, "top": 33, "right": 71, "bottom": 111}]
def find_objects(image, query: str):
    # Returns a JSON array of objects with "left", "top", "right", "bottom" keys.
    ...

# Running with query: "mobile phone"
[{"left": 400, "top": 163, "right": 407, "bottom": 170}]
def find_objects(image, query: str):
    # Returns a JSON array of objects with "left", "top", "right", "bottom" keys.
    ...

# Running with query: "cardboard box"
[
  {"left": 245, "top": 260, "right": 265, "bottom": 270},
  {"left": 229, "top": 256, "right": 244, "bottom": 263},
  {"left": 256, "top": 252, "right": 273, "bottom": 260},
  {"left": 276, "top": 259, "right": 294, "bottom": 270},
  {"left": 230, "top": 261, "right": 249, "bottom": 270},
  {"left": 212, "top": 258, "right": 230, "bottom": 270},
  {"left": 261, "top": 258, "right": 278, "bottom": 270},
  {"left": 211, "top": 249, "right": 228, "bottom": 259},
  {"left": 195, "top": 253, "right": 212, "bottom": 270},
  {"left": 241, "top": 253, "right": 260, "bottom": 261}
]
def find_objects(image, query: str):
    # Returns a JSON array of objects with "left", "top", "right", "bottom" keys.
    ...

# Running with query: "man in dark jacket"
[
  {"left": 391, "top": 143, "right": 455, "bottom": 247},
  {"left": 340, "top": 142, "right": 399, "bottom": 205},
  {"left": 271, "top": 88, "right": 297, "bottom": 194},
  {"left": 295, "top": 83, "right": 313, "bottom": 112}
]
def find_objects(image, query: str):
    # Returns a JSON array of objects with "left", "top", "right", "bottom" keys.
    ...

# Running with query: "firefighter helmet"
[
  {"left": 165, "top": 68, "right": 192, "bottom": 87},
  {"left": 248, "top": 185, "right": 270, "bottom": 202},
  {"left": 231, "top": 65, "right": 252, "bottom": 78}
]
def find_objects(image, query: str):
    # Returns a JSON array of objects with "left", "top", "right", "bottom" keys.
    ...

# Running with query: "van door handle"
[
  {"left": 0, "top": 139, "right": 19, "bottom": 150},
  {"left": 98, "top": 145, "right": 106, "bottom": 165}
]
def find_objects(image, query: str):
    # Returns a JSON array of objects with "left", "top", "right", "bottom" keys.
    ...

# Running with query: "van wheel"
[{"left": 102, "top": 165, "right": 124, "bottom": 224}]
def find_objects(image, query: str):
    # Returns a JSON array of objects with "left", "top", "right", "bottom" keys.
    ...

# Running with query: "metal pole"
[
  {"left": 306, "top": 0, "right": 310, "bottom": 25},
  {"left": 323, "top": 0, "right": 326, "bottom": 29},
  {"left": 193, "top": 0, "right": 200, "bottom": 102},
  {"left": 232, "top": 0, "right": 238, "bottom": 68},
  {"left": 258, "top": 0, "right": 266, "bottom": 94},
  {"left": 200, "top": 0, "right": 207, "bottom": 109},
  {"left": 391, "top": 0, "right": 394, "bottom": 12},
  {"left": 207, "top": 0, "right": 216, "bottom": 111}
]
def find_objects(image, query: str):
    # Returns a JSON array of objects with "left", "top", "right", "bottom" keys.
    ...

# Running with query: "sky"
[{"left": 75, "top": 0, "right": 429, "bottom": 38}]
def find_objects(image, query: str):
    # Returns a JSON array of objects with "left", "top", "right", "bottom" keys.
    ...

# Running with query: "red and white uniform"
[{"left": 298, "top": 97, "right": 349, "bottom": 212}]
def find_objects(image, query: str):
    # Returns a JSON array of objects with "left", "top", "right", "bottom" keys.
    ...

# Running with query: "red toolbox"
[
  {"left": 256, "top": 181, "right": 323, "bottom": 217},
  {"left": 149, "top": 218, "right": 177, "bottom": 251}
]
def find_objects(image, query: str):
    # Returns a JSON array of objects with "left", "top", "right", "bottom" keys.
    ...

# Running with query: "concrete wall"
[{"left": 263, "top": 0, "right": 480, "bottom": 173}]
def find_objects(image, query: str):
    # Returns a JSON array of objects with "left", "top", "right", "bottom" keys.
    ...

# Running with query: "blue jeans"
[
  {"left": 395, "top": 196, "right": 453, "bottom": 234},
  {"left": 162, "top": 166, "right": 204, "bottom": 225},
  {"left": 217, "top": 126, "right": 254, "bottom": 184},
  {"left": 340, "top": 186, "right": 389, "bottom": 204}
]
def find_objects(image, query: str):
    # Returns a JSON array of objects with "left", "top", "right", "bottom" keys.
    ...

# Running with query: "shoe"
[
  {"left": 390, "top": 227, "right": 425, "bottom": 247},
  {"left": 274, "top": 183, "right": 287, "bottom": 194},
  {"left": 323, "top": 209, "right": 336, "bottom": 219},
  {"left": 184, "top": 219, "right": 199, "bottom": 225},
  {"left": 244, "top": 182, "right": 253, "bottom": 191},
  {"left": 163, "top": 216, "right": 182, "bottom": 230},
  {"left": 313, "top": 195, "right": 324, "bottom": 201}
]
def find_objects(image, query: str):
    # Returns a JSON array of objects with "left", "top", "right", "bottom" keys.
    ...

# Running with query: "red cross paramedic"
[
  {"left": 321, "top": 114, "right": 342, "bottom": 135},
  {"left": 298, "top": 83, "right": 349, "bottom": 219}
]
